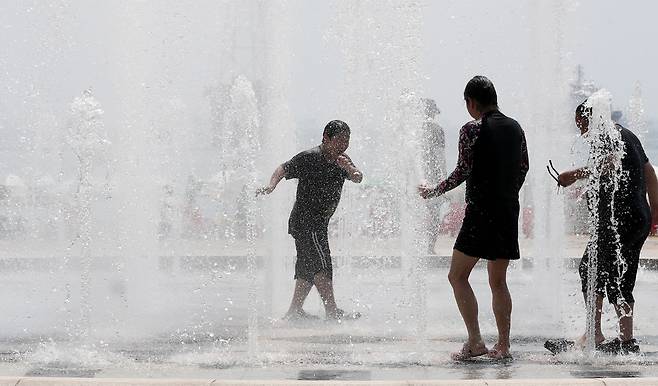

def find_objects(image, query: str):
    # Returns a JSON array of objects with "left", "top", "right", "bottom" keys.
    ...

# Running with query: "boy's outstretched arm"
[
  {"left": 336, "top": 154, "right": 363, "bottom": 183},
  {"left": 256, "top": 164, "right": 286, "bottom": 196}
]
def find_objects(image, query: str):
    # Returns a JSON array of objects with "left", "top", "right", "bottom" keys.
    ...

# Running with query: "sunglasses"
[{"left": 546, "top": 159, "right": 564, "bottom": 191}]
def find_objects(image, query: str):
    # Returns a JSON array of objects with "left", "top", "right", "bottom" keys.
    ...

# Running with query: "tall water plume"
[
  {"left": 581, "top": 90, "right": 625, "bottom": 352},
  {"left": 329, "top": 0, "right": 428, "bottom": 335},
  {"left": 221, "top": 75, "right": 262, "bottom": 359},
  {"left": 525, "top": 0, "right": 572, "bottom": 335},
  {"left": 260, "top": 0, "right": 298, "bottom": 317},
  {"left": 627, "top": 82, "right": 648, "bottom": 141},
  {"left": 65, "top": 89, "right": 110, "bottom": 339}
]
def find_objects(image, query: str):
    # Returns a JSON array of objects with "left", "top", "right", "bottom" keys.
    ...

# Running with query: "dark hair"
[
  {"left": 323, "top": 120, "right": 350, "bottom": 139},
  {"left": 464, "top": 76, "right": 498, "bottom": 108},
  {"left": 576, "top": 100, "right": 591, "bottom": 118}
]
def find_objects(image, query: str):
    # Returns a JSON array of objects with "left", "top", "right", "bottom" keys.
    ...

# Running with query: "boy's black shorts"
[
  {"left": 293, "top": 230, "right": 332, "bottom": 283},
  {"left": 579, "top": 222, "right": 650, "bottom": 305}
]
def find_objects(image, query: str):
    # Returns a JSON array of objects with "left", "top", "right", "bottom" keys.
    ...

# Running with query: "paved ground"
[
  {"left": 0, "top": 266, "right": 657, "bottom": 381},
  {"left": 1, "top": 331, "right": 658, "bottom": 381},
  {"left": 1, "top": 235, "right": 657, "bottom": 382}
]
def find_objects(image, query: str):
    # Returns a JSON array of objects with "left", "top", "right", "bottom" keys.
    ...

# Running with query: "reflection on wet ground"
[
  {"left": 25, "top": 362, "right": 101, "bottom": 378},
  {"left": 0, "top": 333, "right": 656, "bottom": 380},
  {"left": 297, "top": 369, "right": 371, "bottom": 381},
  {"left": 570, "top": 369, "right": 641, "bottom": 379}
]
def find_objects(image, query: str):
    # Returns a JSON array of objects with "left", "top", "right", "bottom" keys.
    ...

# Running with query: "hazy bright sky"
[
  {"left": 291, "top": 1, "right": 658, "bottom": 153},
  {"left": 2, "top": 0, "right": 657, "bottom": 177}
]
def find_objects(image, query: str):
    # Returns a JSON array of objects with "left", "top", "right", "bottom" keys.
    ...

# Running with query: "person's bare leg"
[
  {"left": 284, "top": 279, "right": 313, "bottom": 318},
  {"left": 594, "top": 295, "right": 605, "bottom": 344},
  {"left": 313, "top": 271, "right": 339, "bottom": 318},
  {"left": 487, "top": 259, "right": 511, "bottom": 358},
  {"left": 576, "top": 294, "right": 605, "bottom": 347},
  {"left": 615, "top": 301, "right": 634, "bottom": 342},
  {"left": 448, "top": 250, "right": 487, "bottom": 357}
]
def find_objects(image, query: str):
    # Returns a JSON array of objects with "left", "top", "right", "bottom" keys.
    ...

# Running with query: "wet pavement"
[
  {"left": 2, "top": 245, "right": 658, "bottom": 381},
  {"left": 1, "top": 330, "right": 658, "bottom": 381}
]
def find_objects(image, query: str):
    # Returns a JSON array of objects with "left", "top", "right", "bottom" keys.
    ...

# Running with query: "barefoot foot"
[
  {"left": 488, "top": 343, "right": 512, "bottom": 360},
  {"left": 282, "top": 309, "right": 320, "bottom": 321},
  {"left": 451, "top": 342, "right": 488, "bottom": 361}
]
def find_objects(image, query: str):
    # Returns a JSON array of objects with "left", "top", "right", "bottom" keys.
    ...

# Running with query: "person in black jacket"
[{"left": 419, "top": 76, "right": 528, "bottom": 360}]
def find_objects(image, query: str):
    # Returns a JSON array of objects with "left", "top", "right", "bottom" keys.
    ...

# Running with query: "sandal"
[
  {"left": 596, "top": 338, "right": 640, "bottom": 354},
  {"left": 451, "top": 343, "right": 489, "bottom": 361},
  {"left": 544, "top": 338, "right": 575, "bottom": 354},
  {"left": 282, "top": 309, "right": 320, "bottom": 321},
  {"left": 327, "top": 308, "right": 361, "bottom": 322}
]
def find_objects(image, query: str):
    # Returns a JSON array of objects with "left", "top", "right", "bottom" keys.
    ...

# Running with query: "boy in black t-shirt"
[
  {"left": 554, "top": 100, "right": 658, "bottom": 354},
  {"left": 257, "top": 120, "right": 363, "bottom": 321}
]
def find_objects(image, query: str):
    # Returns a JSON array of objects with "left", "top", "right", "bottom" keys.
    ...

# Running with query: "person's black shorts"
[
  {"left": 293, "top": 230, "right": 332, "bottom": 283},
  {"left": 454, "top": 203, "right": 521, "bottom": 261},
  {"left": 579, "top": 223, "right": 650, "bottom": 305}
]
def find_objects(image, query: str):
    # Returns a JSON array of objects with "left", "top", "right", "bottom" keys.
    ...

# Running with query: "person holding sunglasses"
[{"left": 549, "top": 100, "right": 658, "bottom": 354}]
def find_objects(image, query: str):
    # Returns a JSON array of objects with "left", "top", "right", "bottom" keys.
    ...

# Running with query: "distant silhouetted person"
[
  {"left": 420, "top": 98, "right": 447, "bottom": 254},
  {"left": 419, "top": 76, "right": 528, "bottom": 360},
  {"left": 257, "top": 120, "right": 363, "bottom": 321}
]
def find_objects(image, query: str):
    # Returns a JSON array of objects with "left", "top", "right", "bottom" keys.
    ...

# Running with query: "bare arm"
[
  {"left": 419, "top": 122, "right": 477, "bottom": 199},
  {"left": 558, "top": 167, "right": 590, "bottom": 187},
  {"left": 256, "top": 164, "right": 285, "bottom": 196},
  {"left": 336, "top": 154, "right": 363, "bottom": 183},
  {"left": 645, "top": 162, "right": 658, "bottom": 229}
]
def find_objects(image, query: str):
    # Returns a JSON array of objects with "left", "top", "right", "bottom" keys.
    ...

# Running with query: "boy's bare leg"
[
  {"left": 488, "top": 259, "right": 511, "bottom": 357},
  {"left": 448, "top": 250, "right": 487, "bottom": 355},
  {"left": 576, "top": 294, "right": 605, "bottom": 346},
  {"left": 284, "top": 279, "right": 313, "bottom": 318},
  {"left": 615, "top": 301, "right": 634, "bottom": 341},
  {"left": 313, "top": 271, "right": 339, "bottom": 318}
]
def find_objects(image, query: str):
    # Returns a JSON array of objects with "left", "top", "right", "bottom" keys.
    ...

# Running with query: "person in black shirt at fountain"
[
  {"left": 257, "top": 120, "right": 363, "bottom": 321},
  {"left": 549, "top": 100, "right": 658, "bottom": 354},
  {"left": 419, "top": 76, "right": 529, "bottom": 360}
]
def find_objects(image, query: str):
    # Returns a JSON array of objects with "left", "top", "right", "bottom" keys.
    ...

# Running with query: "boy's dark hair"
[
  {"left": 323, "top": 120, "right": 351, "bottom": 138},
  {"left": 464, "top": 75, "right": 498, "bottom": 108},
  {"left": 576, "top": 99, "right": 591, "bottom": 118}
]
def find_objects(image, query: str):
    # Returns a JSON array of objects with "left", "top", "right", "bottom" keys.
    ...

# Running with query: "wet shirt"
[
  {"left": 469, "top": 110, "right": 529, "bottom": 205},
  {"left": 608, "top": 125, "right": 651, "bottom": 233},
  {"left": 283, "top": 146, "right": 349, "bottom": 236},
  {"left": 589, "top": 125, "right": 651, "bottom": 260},
  {"left": 435, "top": 111, "right": 529, "bottom": 203},
  {"left": 442, "top": 110, "right": 528, "bottom": 260}
]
